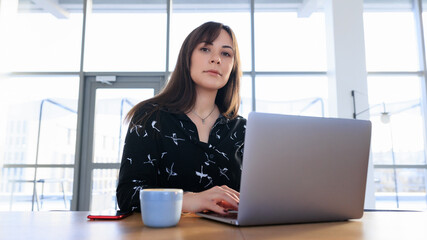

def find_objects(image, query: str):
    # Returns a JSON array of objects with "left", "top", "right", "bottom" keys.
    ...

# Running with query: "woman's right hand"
[{"left": 182, "top": 185, "right": 240, "bottom": 215}]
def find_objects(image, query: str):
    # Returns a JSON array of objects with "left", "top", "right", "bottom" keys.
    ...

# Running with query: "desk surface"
[{"left": 1, "top": 211, "right": 427, "bottom": 240}]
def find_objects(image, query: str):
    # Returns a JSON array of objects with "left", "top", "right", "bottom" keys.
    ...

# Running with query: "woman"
[{"left": 116, "top": 21, "right": 246, "bottom": 215}]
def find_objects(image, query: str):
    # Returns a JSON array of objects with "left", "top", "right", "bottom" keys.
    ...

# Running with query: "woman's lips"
[{"left": 205, "top": 70, "right": 222, "bottom": 76}]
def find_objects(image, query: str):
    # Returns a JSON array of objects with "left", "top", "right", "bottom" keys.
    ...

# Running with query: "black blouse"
[{"left": 116, "top": 108, "right": 247, "bottom": 212}]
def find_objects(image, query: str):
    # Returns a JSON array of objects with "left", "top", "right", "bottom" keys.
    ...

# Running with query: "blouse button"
[{"left": 209, "top": 154, "right": 215, "bottom": 159}]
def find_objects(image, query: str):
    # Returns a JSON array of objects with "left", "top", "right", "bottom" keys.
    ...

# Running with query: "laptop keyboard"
[{"left": 204, "top": 211, "right": 238, "bottom": 220}]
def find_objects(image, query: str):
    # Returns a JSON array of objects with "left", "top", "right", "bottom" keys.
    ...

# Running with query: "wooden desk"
[{"left": 1, "top": 211, "right": 426, "bottom": 240}]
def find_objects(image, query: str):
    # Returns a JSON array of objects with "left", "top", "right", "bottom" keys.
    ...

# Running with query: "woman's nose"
[{"left": 210, "top": 54, "right": 221, "bottom": 64}]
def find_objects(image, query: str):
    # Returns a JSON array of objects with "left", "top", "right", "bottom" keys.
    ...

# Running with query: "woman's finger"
[
  {"left": 217, "top": 200, "right": 238, "bottom": 210},
  {"left": 211, "top": 192, "right": 239, "bottom": 209},
  {"left": 212, "top": 186, "right": 240, "bottom": 202},
  {"left": 205, "top": 202, "right": 229, "bottom": 215},
  {"left": 218, "top": 185, "right": 240, "bottom": 198}
]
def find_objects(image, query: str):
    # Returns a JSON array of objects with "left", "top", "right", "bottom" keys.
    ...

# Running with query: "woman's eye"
[
  {"left": 222, "top": 52, "right": 232, "bottom": 57},
  {"left": 200, "top": 47, "right": 209, "bottom": 52}
]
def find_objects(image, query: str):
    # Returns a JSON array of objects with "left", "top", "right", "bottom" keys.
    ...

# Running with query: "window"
[
  {"left": 254, "top": 1, "right": 328, "bottom": 118},
  {"left": 255, "top": 75, "right": 327, "bottom": 117},
  {"left": 364, "top": 12, "right": 419, "bottom": 72},
  {"left": 0, "top": 0, "right": 83, "bottom": 72},
  {"left": 84, "top": 0, "right": 167, "bottom": 71},
  {"left": 364, "top": 9, "right": 427, "bottom": 209},
  {"left": 0, "top": 75, "right": 79, "bottom": 211},
  {"left": 240, "top": 75, "right": 253, "bottom": 118},
  {"left": 254, "top": 10, "right": 327, "bottom": 71}
]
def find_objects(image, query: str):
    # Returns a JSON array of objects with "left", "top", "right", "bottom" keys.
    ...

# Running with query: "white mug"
[{"left": 139, "top": 188, "right": 183, "bottom": 228}]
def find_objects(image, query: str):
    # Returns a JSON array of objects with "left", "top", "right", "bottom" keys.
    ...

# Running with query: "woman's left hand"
[{"left": 182, "top": 185, "right": 239, "bottom": 215}]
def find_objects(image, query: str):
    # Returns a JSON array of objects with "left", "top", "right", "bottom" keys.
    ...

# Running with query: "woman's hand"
[{"left": 182, "top": 185, "right": 240, "bottom": 215}]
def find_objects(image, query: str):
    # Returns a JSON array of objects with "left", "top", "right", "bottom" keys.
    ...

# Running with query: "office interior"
[{"left": 0, "top": 0, "right": 427, "bottom": 212}]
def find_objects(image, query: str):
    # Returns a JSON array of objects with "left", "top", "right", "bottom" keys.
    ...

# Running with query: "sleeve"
[
  {"left": 116, "top": 117, "right": 161, "bottom": 213},
  {"left": 235, "top": 143, "right": 244, "bottom": 163},
  {"left": 234, "top": 117, "right": 246, "bottom": 164}
]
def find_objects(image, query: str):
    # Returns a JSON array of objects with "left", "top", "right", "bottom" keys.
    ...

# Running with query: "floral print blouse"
[{"left": 116, "top": 108, "right": 246, "bottom": 212}]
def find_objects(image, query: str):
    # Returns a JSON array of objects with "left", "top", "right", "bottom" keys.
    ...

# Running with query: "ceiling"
[{"left": 17, "top": 0, "right": 424, "bottom": 14}]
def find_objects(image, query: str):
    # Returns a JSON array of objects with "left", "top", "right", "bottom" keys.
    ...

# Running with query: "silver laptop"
[{"left": 197, "top": 112, "right": 372, "bottom": 226}]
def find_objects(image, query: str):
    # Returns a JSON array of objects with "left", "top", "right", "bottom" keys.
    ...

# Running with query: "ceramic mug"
[{"left": 139, "top": 188, "right": 183, "bottom": 228}]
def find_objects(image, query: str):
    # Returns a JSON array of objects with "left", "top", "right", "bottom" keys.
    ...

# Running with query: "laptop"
[{"left": 196, "top": 112, "right": 372, "bottom": 226}]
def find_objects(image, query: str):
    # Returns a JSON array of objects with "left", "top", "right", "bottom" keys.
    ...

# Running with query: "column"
[{"left": 324, "top": 0, "right": 375, "bottom": 209}]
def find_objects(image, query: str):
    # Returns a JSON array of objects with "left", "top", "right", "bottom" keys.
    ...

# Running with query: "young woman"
[{"left": 116, "top": 21, "right": 246, "bottom": 215}]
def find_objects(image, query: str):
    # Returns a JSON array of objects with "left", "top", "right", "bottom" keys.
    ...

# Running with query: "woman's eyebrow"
[
  {"left": 201, "top": 41, "right": 213, "bottom": 45},
  {"left": 200, "top": 41, "right": 233, "bottom": 51}
]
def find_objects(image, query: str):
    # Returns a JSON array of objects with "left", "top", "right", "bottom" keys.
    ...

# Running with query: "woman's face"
[{"left": 190, "top": 29, "right": 234, "bottom": 93}]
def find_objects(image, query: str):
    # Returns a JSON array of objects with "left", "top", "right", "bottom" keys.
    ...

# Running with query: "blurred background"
[{"left": 1, "top": 0, "right": 427, "bottom": 212}]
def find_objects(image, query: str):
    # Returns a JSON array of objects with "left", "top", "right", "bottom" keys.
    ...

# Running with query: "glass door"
[{"left": 76, "top": 75, "right": 162, "bottom": 211}]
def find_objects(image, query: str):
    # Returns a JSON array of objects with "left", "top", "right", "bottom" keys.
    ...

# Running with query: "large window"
[
  {"left": 0, "top": 0, "right": 83, "bottom": 72},
  {"left": 84, "top": 1, "right": 167, "bottom": 71},
  {"left": 0, "top": 0, "right": 83, "bottom": 211},
  {"left": 254, "top": 11, "right": 327, "bottom": 72},
  {"left": 367, "top": 75, "right": 426, "bottom": 209},
  {"left": 364, "top": 12, "right": 419, "bottom": 72},
  {"left": 255, "top": 75, "right": 327, "bottom": 117},
  {"left": 0, "top": 75, "right": 79, "bottom": 211},
  {"left": 254, "top": 2, "right": 328, "bottom": 117},
  {"left": 364, "top": 9, "right": 427, "bottom": 209}
]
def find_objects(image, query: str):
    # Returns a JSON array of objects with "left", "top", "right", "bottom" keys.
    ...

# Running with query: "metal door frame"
[{"left": 72, "top": 74, "right": 162, "bottom": 210}]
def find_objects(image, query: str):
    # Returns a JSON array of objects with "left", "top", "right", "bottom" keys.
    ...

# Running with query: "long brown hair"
[{"left": 126, "top": 21, "right": 242, "bottom": 125}]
